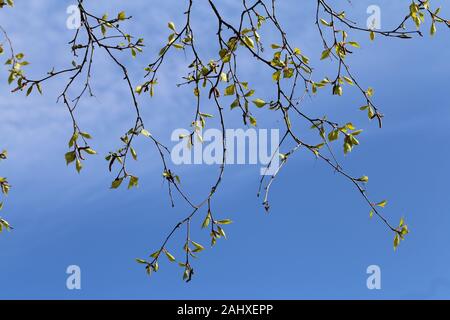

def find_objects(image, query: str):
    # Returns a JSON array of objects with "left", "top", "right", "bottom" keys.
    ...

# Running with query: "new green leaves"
[
  {"left": 367, "top": 198, "right": 408, "bottom": 250},
  {"left": 0, "top": 149, "right": 11, "bottom": 233},
  {"left": 325, "top": 123, "right": 363, "bottom": 155},
  {"left": 394, "top": 217, "right": 409, "bottom": 251},
  {"left": 117, "top": 11, "right": 127, "bottom": 21},
  {"left": 97, "top": 11, "right": 143, "bottom": 58},
  {"left": 4, "top": 52, "right": 30, "bottom": 91},
  {"left": 65, "top": 131, "right": 97, "bottom": 173},
  {"left": 106, "top": 126, "right": 151, "bottom": 192},
  {"left": 0, "top": 152, "right": 11, "bottom": 198}
]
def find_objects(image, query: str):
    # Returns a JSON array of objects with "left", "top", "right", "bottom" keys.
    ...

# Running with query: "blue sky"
[{"left": 1, "top": 0, "right": 450, "bottom": 299}]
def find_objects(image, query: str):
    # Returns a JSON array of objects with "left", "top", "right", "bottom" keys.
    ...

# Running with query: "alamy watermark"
[
  {"left": 66, "top": 265, "right": 81, "bottom": 290},
  {"left": 366, "top": 265, "right": 381, "bottom": 290},
  {"left": 171, "top": 127, "right": 280, "bottom": 176},
  {"left": 66, "top": 4, "right": 81, "bottom": 30},
  {"left": 367, "top": 5, "right": 382, "bottom": 30}
]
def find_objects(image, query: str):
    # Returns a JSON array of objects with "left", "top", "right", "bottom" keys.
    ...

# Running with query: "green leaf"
[
  {"left": 190, "top": 241, "right": 204, "bottom": 252},
  {"left": 135, "top": 258, "right": 147, "bottom": 264},
  {"left": 26, "top": 85, "right": 33, "bottom": 96},
  {"left": 243, "top": 36, "right": 255, "bottom": 49},
  {"left": 328, "top": 130, "right": 339, "bottom": 142},
  {"left": 202, "top": 214, "right": 211, "bottom": 229},
  {"left": 80, "top": 132, "right": 92, "bottom": 139},
  {"left": 272, "top": 70, "right": 281, "bottom": 82},
  {"left": 357, "top": 176, "right": 369, "bottom": 183},
  {"left": 111, "top": 178, "right": 124, "bottom": 189},
  {"left": 394, "top": 233, "right": 400, "bottom": 250},
  {"left": 141, "top": 129, "right": 151, "bottom": 137},
  {"left": 65, "top": 151, "right": 76, "bottom": 165},
  {"left": 164, "top": 250, "right": 176, "bottom": 262},
  {"left": 199, "top": 112, "right": 214, "bottom": 118},
  {"left": 150, "top": 251, "right": 160, "bottom": 259},
  {"left": 343, "top": 76, "right": 354, "bottom": 85},
  {"left": 128, "top": 176, "right": 139, "bottom": 189},
  {"left": 117, "top": 11, "right": 126, "bottom": 21},
  {"left": 252, "top": 99, "right": 267, "bottom": 108},
  {"left": 343, "top": 142, "right": 352, "bottom": 154},
  {"left": 130, "top": 147, "right": 138, "bottom": 160},
  {"left": 168, "top": 21, "right": 176, "bottom": 31},
  {"left": 217, "top": 219, "right": 232, "bottom": 225},
  {"left": 84, "top": 148, "right": 97, "bottom": 155},
  {"left": 220, "top": 72, "right": 227, "bottom": 82},
  {"left": 75, "top": 159, "right": 82, "bottom": 173},
  {"left": 217, "top": 226, "right": 226, "bottom": 239},
  {"left": 376, "top": 200, "right": 387, "bottom": 208},
  {"left": 333, "top": 84, "right": 343, "bottom": 96},
  {"left": 320, "top": 19, "right": 332, "bottom": 27},
  {"left": 430, "top": 22, "right": 437, "bottom": 36},
  {"left": 224, "top": 84, "right": 235, "bottom": 96},
  {"left": 320, "top": 48, "right": 331, "bottom": 60},
  {"left": 244, "top": 90, "right": 255, "bottom": 97}
]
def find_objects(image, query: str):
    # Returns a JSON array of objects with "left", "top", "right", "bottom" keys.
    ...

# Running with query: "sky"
[{"left": 0, "top": 0, "right": 450, "bottom": 299}]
